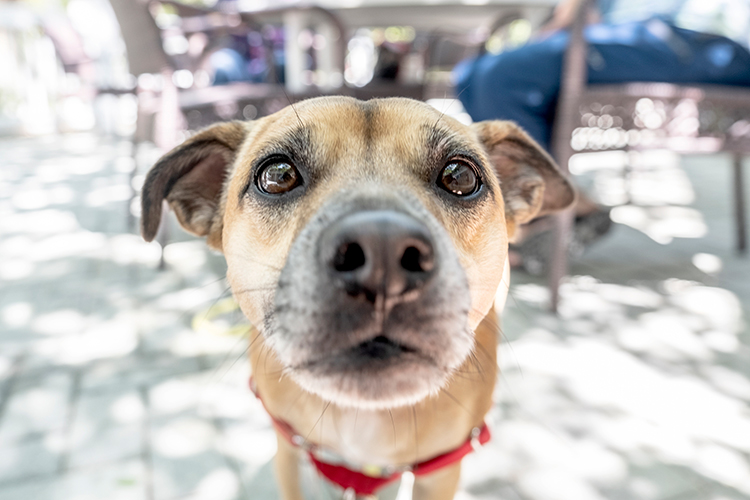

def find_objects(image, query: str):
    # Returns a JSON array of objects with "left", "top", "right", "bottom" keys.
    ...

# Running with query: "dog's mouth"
[
  {"left": 298, "top": 334, "right": 426, "bottom": 372},
  {"left": 287, "top": 330, "right": 446, "bottom": 408},
  {"left": 351, "top": 335, "right": 417, "bottom": 360}
]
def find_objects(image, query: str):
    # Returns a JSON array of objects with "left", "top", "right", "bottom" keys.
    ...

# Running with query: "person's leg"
[
  {"left": 668, "top": 25, "right": 750, "bottom": 86},
  {"left": 453, "top": 24, "right": 677, "bottom": 151},
  {"left": 456, "top": 19, "right": 750, "bottom": 153},
  {"left": 585, "top": 19, "right": 750, "bottom": 86},
  {"left": 453, "top": 33, "right": 570, "bottom": 150}
]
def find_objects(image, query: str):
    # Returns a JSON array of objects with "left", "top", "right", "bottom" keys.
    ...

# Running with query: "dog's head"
[{"left": 141, "top": 97, "right": 574, "bottom": 409}]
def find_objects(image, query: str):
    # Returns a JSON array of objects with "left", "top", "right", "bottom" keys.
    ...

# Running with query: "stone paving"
[{"left": 0, "top": 133, "right": 748, "bottom": 500}]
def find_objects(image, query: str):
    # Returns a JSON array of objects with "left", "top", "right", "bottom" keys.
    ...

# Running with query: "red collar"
[{"left": 250, "top": 377, "right": 491, "bottom": 496}]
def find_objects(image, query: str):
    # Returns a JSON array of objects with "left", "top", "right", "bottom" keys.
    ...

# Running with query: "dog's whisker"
[
  {"left": 319, "top": 405, "right": 325, "bottom": 444},
  {"left": 432, "top": 83, "right": 470, "bottom": 130},
  {"left": 279, "top": 385, "right": 308, "bottom": 418},
  {"left": 500, "top": 336, "right": 523, "bottom": 380},
  {"left": 264, "top": 37, "right": 305, "bottom": 131},
  {"left": 262, "top": 340, "right": 274, "bottom": 377},
  {"left": 173, "top": 285, "right": 233, "bottom": 326},
  {"left": 231, "top": 285, "right": 276, "bottom": 296},
  {"left": 465, "top": 350, "right": 486, "bottom": 381},
  {"left": 432, "top": 89, "right": 451, "bottom": 130},
  {"left": 475, "top": 350, "right": 489, "bottom": 377},
  {"left": 387, "top": 409, "right": 397, "bottom": 448},
  {"left": 497, "top": 271, "right": 534, "bottom": 322},
  {"left": 196, "top": 274, "right": 228, "bottom": 289},
  {"left": 221, "top": 345, "right": 251, "bottom": 382},
  {"left": 305, "top": 401, "right": 331, "bottom": 444},
  {"left": 451, "top": 371, "right": 480, "bottom": 381},
  {"left": 222, "top": 250, "right": 284, "bottom": 271},
  {"left": 439, "top": 387, "right": 480, "bottom": 421},
  {"left": 194, "top": 331, "right": 250, "bottom": 406},
  {"left": 472, "top": 335, "right": 497, "bottom": 364},
  {"left": 470, "top": 308, "right": 523, "bottom": 380},
  {"left": 280, "top": 82, "right": 305, "bottom": 130},
  {"left": 471, "top": 331, "right": 503, "bottom": 385},
  {"left": 202, "top": 285, "right": 234, "bottom": 322},
  {"left": 209, "top": 330, "right": 256, "bottom": 383},
  {"left": 254, "top": 342, "right": 268, "bottom": 374},
  {"left": 411, "top": 405, "right": 419, "bottom": 463},
  {"left": 330, "top": 403, "right": 343, "bottom": 443},
  {"left": 504, "top": 283, "right": 533, "bottom": 322}
]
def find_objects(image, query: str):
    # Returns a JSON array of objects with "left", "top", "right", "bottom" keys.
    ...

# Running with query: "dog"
[{"left": 140, "top": 96, "right": 575, "bottom": 500}]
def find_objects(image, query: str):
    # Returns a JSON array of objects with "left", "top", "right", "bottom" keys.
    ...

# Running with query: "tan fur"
[
  {"left": 140, "top": 97, "right": 575, "bottom": 499},
  {"left": 251, "top": 314, "right": 497, "bottom": 467}
]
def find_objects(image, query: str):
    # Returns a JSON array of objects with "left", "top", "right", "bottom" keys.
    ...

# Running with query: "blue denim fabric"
[{"left": 453, "top": 21, "right": 750, "bottom": 152}]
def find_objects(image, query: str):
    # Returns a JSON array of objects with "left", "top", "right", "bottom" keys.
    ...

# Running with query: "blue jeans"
[{"left": 454, "top": 20, "right": 750, "bottom": 152}]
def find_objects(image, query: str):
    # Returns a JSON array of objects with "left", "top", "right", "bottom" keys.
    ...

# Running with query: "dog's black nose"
[{"left": 319, "top": 210, "right": 436, "bottom": 303}]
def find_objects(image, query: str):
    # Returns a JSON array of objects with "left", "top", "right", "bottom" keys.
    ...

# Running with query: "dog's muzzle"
[
  {"left": 271, "top": 196, "right": 473, "bottom": 408},
  {"left": 319, "top": 210, "right": 436, "bottom": 310}
]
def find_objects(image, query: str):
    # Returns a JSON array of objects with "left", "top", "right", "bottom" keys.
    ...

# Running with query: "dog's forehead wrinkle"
[
  {"left": 361, "top": 99, "right": 376, "bottom": 143},
  {"left": 425, "top": 124, "right": 499, "bottom": 175},
  {"left": 255, "top": 124, "right": 313, "bottom": 162}
]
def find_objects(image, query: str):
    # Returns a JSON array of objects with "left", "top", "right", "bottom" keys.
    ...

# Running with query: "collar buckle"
[{"left": 470, "top": 426, "right": 483, "bottom": 452}]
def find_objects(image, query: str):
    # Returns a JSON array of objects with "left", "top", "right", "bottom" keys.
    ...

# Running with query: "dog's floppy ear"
[
  {"left": 473, "top": 120, "right": 576, "bottom": 226},
  {"left": 140, "top": 121, "right": 248, "bottom": 250}
]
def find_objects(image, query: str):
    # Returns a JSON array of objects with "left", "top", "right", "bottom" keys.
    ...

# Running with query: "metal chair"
[
  {"left": 547, "top": 0, "right": 750, "bottom": 310},
  {"left": 109, "top": 0, "right": 253, "bottom": 263},
  {"left": 108, "top": 0, "right": 346, "bottom": 264},
  {"left": 109, "top": 0, "right": 184, "bottom": 264}
]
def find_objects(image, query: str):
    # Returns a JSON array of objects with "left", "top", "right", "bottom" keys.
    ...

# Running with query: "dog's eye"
[
  {"left": 438, "top": 161, "right": 479, "bottom": 196},
  {"left": 257, "top": 161, "right": 301, "bottom": 194}
]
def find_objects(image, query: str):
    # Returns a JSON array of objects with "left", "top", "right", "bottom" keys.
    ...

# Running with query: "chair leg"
[
  {"left": 126, "top": 137, "right": 140, "bottom": 233},
  {"left": 127, "top": 88, "right": 145, "bottom": 234},
  {"left": 548, "top": 209, "right": 574, "bottom": 312},
  {"left": 733, "top": 153, "right": 747, "bottom": 254},
  {"left": 156, "top": 200, "right": 170, "bottom": 270}
]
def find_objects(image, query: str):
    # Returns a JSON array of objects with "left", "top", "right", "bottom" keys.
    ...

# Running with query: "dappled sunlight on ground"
[
  {"left": 0, "top": 134, "right": 273, "bottom": 500},
  {"left": 0, "top": 135, "right": 748, "bottom": 500},
  {"left": 466, "top": 235, "right": 750, "bottom": 499}
]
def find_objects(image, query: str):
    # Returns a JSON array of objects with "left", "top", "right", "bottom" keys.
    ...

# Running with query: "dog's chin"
[{"left": 288, "top": 341, "right": 456, "bottom": 409}]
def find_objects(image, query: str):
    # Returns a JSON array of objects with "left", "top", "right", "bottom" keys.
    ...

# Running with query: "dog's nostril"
[
  {"left": 321, "top": 211, "right": 437, "bottom": 301},
  {"left": 334, "top": 242, "right": 366, "bottom": 272},
  {"left": 401, "top": 246, "right": 422, "bottom": 273},
  {"left": 400, "top": 244, "right": 434, "bottom": 274}
]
